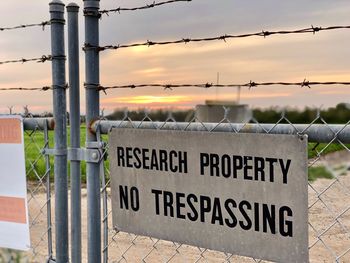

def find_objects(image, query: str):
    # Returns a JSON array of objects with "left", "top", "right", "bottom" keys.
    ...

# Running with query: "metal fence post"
[
  {"left": 67, "top": 3, "right": 81, "bottom": 263},
  {"left": 44, "top": 120, "right": 54, "bottom": 261},
  {"left": 49, "top": 1, "right": 68, "bottom": 262},
  {"left": 84, "top": 0, "right": 101, "bottom": 262}
]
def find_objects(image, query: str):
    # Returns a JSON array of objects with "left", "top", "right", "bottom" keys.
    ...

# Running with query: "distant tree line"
[
  {"left": 253, "top": 103, "right": 350, "bottom": 124},
  {"left": 106, "top": 103, "right": 350, "bottom": 124}
]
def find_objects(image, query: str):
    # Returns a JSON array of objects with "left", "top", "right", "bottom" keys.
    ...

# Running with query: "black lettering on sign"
[
  {"left": 169, "top": 151, "right": 178, "bottom": 173},
  {"left": 224, "top": 199, "right": 237, "bottom": 228},
  {"left": 119, "top": 185, "right": 139, "bottom": 211},
  {"left": 210, "top": 154, "right": 220, "bottom": 177},
  {"left": 262, "top": 204, "right": 276, "bottom": 234},
  {"left": 133, "top": 147, "right": 142, "bottom": 169},
  {"left": 199, "top": 196, "right": 211, "bottom": 223},
  {"left": 142, "top": 148, "right": 150, "bottom": 169},
  {"left": 221, "top": 154, "right": 231, "bottom": 178},
  {"left": 280, "top": 159, "right": 291, "bottom": 184},
  {"left": 254, "top": 157, "right": 265, "bottom": 182},
  {"left": 243, "top": 156, "right": 253, "bottom": 180},
  {"left": 232, "top": 155, "right": 243, "bottom": 178},
  {"left": 126, "top": 147, "right": 133, "bottom": 168},
  {"left": 151, "top": 189, "right": 162, "bottom": 215},
  {"left": 254, "top": 202, "right": 260, "bottom": 232},
  {"left": 266, "top": 158, "right": 277, "bottom": 182},
  {"left": 200, "top": 153, "right": 209, "bottom": 175},
  {"left": 150, "top": 149, "right": 159, "bottom": 170},
  {"left": 187, "top": 194, "right": 198, "bottom": 221},
  {"left": 159, "top": 150, "right": 168, "bottom": 171},
  {"left": 119, "top": 185, "right": 128, "bottom": 209},
  {"left": 130, "top": 187, "right": 140, "bottom": 211},
  {"left": 179, "top": 151, "right": 188, "bottom": 173},
  {"left": 148, "top": 189, "right": 295, "bottom": 238},
  {"left": 176, "top": 192, "right": 186, "bottom": 219},
  {"left": 280, "top": 206, "right": 293, "bottom": 237},
  {"left": 211, "top": 197, "right": 224, "bottom": 225},
  {"left": 239, "top": 200, "right": 252, "bottom": 230},
  {"left": 163, "top": 191, "right": 174, "bottom": 217},
  {"left": 117, "top": 147, "right": 125, "bottom": 167}
]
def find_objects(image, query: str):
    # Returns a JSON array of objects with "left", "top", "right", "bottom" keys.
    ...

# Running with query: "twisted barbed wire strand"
[
  {"left": 98, "top": 0, "right": 192, "bottom": 15},
  {"left": 83, "top": 80, "right": 350, "bottom": 93},
  {"left": 0, "top": 21, "right": 50, "bottom": 32},
  {"left": 83, "top": 25, "right": 350, "bottom": 52}
]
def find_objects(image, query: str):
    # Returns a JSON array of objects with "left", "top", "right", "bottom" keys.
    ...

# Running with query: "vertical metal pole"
[
  {"left": 97, "top": 128, "right": 108, "bottom": 263},
  {"left": 49, "top": 1, "right": 68, "bottom": 262},
  {"left": 44, "top": 120, "right": 53, "bottom": 261},
  {"left": 67, "top": 3, "right": 81, "bottom": 263},
  {"left": 84, "top": 1, "right": 101, "bottom": 262}
]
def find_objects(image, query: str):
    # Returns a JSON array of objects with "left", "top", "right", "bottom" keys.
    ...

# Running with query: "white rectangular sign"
[
  {"left": 0, "top": 116, "right": 30, "bottom": 251},
  {"left": 110, "top": 129, "right": 308, "bottom": 263}
]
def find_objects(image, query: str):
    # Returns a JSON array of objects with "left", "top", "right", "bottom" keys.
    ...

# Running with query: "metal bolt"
[{"left": 92, "top": 152, "right": 98, "bottom": 160}]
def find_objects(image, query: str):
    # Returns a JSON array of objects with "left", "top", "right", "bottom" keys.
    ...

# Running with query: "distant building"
[{"left": 195, "top": 100, "right": 252, "bottom": 123}]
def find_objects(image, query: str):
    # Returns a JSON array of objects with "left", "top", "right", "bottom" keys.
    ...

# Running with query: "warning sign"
[
  {"left": 109, "top": 129, "right": 308, "bottom": 262},
  {"left": 0, "top": 116, "right": 30, "bottom": 251}
]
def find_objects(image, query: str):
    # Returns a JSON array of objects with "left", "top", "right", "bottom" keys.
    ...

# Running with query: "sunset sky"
[{"left": 0, "top": 0, "right": 350, "bottom": 113}]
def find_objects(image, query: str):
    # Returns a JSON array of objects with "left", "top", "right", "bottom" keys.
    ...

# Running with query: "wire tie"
[
  {"left": 98, "top": 86, "right": 107, "bottom": 95},
  {"left": 262, "top": 30, "right": 270, "bottom": 37},
  {"left": 42, "top": 86, "right": 51, "bottom": 91},
  {"left": 204, "top": 83, "right": 213, "bottom": 88},
  {"left": 301, "top": 79, "right": 311, "bottom": 88},
  {"left": 219, "top": 35, "right": 227, "bottom": 42},
  {"left": 147, "top": 40, "right": 155, "bottom": 46},
  {"left": 248, "top": 80, "right": 257, "bottom": 89},
  {"left": 311, "top": 25, "right": 321, "bottom": 34}
]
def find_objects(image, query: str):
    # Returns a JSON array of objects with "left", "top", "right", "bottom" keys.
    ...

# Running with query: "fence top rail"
[
  {"left": 23, "top": 118, "right": 55, "bottom": 131},
  {"left": 91, "top": 120, "right": 350, "bottom": 144}
]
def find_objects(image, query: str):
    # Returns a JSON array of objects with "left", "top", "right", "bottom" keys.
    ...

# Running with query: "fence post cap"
[
  {"left": 49, "top": 0, "right": 65, "bottom": 12},
  {"left": 84, "top": 0, "right": 100, "bottom": 9},
  {"left": 67, "top": 2, "right": 80, "bottom": 11}
]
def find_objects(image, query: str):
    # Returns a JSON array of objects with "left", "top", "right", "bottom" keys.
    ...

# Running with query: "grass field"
[{"left": 24, "top": 128, "right": 348, "bottom": 183}]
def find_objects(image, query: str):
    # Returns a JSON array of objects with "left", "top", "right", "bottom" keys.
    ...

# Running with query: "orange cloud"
[{"left": 102, "top": 95, "right": 191, "bottom": 105}]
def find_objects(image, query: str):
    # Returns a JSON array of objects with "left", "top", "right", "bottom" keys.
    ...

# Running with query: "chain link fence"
[
  {"left": 96, "top": 108, "right": 350, "bottom": 263},
  {"left": 0, "top": 118, "right": 54, "bottom": 262},
  {"left": 0, "top": 118, "right": 55, "bottom": 263},
  {"left": 24, "top": 119, "right": 54, "bottom": 263}
]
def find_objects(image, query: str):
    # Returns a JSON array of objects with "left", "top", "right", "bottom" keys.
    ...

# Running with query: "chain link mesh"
[
  {"left": 24, "top": 119, "right": 54, "bottom": 262},
  {"left": 0, "top": 118, "right": 54, "bottom": 262},
  {"left": 98, "top": 107, "right": 350, "bottom": 262}
]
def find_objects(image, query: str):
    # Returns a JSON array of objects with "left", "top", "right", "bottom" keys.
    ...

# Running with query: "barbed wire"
[
  {"left": 0, "top": 55, "right": 66, "bottom": 65},
  {"left": 83, "top": 25, "right": 350, "bottom": 52},
  {"left": 0, "top": 21, "right": 50, "bottom": 32},
  {"left": 2, "top": 80, "right": 349, "bottom": 92},
  {"left": 0, "top": 80, "right": 349, "bottom": 94},
  {"left": 84, "top": 80, "right": 350, "bottom": 93},
  {"left": 98, "top": 0, "right": 192, "bottom": 16},
  {"left": 0, "top": 84, "right": 68, "bottom": 91}
]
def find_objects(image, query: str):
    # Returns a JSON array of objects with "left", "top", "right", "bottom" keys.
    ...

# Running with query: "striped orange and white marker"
[{"left": 0, "top": 116, "right": 30, "bottom": 251}]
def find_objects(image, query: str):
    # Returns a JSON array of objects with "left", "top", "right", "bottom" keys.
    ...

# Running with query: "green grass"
[
  {"left": 308, "top": 166, "right": 334, "bottom": 182},
  {"left": 308, "top": 143, "right": 348, "bottom": 159},
  {"left": 24, "top": 129, "right": 347, "bottom": 183},
  {"left": 25, "top": 126, "right": 110, "bottom": 183}
]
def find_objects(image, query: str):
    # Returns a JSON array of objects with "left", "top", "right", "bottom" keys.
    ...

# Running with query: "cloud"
[{"left": 1, "top": 0, "right": 350, "bottom": 112}]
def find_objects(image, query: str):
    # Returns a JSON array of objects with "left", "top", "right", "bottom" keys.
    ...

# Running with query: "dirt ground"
[{"left": 24, "top": 150, "right": 350, "bottom": 263}]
